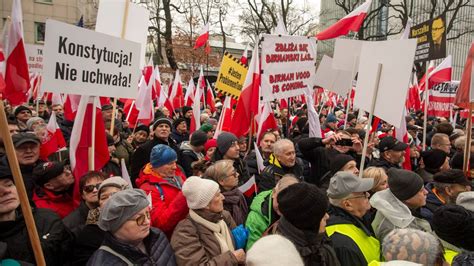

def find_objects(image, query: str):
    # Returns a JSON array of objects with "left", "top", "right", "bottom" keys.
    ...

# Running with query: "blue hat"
[
  {"left": 150, "top": 144, "right": 177, "bottom": 168},
  {"left": 326, "top": 113, "right": 338, "bottom": 123}
]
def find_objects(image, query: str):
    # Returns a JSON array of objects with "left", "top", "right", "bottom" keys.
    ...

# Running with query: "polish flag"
[
  {"left": 194, "top": 23, "right": 209, "bottom": 49},
  {"left": 206, "top": 80, "right": 216, "bottom": 113},
  {"left": 406, "top": 74, "right": 421, "bottom": 111},
  {"left": 213, "top": 96, "right": 233, "bottom": 139},
  {"left": 454, "top": 42, "right": 474, "bottom": 109},
  {"left": 123, "top": 98, "right": 139, "bottom": 127},
  {"left": 136, "top": 76, "right": 155, "bottom": 126},
  {"left": 273, "top": 16, "right": 288, "bottom": 35},
  {"left": 170, "top": 69, "right": 184, "bottom": 110},
  {"left": 305, "top": 88, "right": 323, "bottom": 138},
  {"left": 316, "top": 0, "right": 372, "bottom": 40},
  {"left": 120, "top": 158, "right": 133, "bottom": 188},
  {"left": 254, "top": 143, "right": 265, "bottom": 173},
  {"left": 418, "top": 61, "right": 435, "bottom": 92},
  {"left": 190, "top": 68, "right": 203, "bottom": 133},
  {"left": 256, "top": 101, "right": 278, "bottom": 143},
  {"left": 70, "top": 96, "right": 110, "bottom": 206},
  {"left": 428, "top": 55, "right": 452, "bottom": 89},
  {"left": 230, "top": 45, "right": 260, "bottom": 137},
  {"left": 280, "top": 98, "right": 288, "bottom": 109},
  {"left": 393, "top": 108, "right": 412, "bottom": 170},
  {"left": 152, "top": 65, "right": 162, "bottom": 101},
  {"left": 39, "top": 111, "right": 67, "bottom": 160},
  {"left": 241, "top": 43, "right": 249, "bottom": 65},
  {"left": 0, "top": 48, "right": 4, "bottom": 93},
  {"left": 184, "top": 78, "right": 195, "bottom": 106},
  {"left": 29, "top": 73, "right": 42, "bottom": 101},
  {"left": 63, "top": 94, "right": 81, "bottom": 121},
  {"left": 51, "top": 92, "right": 64, "bottom": 106},
  {"left": 238, "top": 175, "right": 258, "bottom": 198}
]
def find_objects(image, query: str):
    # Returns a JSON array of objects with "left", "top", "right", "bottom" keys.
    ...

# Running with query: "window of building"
[{"left": 35, "top": 22, "right": 46, "bottom": 43}]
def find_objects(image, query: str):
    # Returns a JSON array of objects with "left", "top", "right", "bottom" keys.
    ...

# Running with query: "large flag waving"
[
  {"left": 170, "top": 69, "right": 184, "bottom": 111},
  {"left": 428, "top": 55, "right": 452, "bottom": 89},
  {"left": 39, "top": 111, "right": 66, "bottom": 160},
  {"left": 256, "top": 100, "right": 278, "bottom": 143},
  {"left": 135, "top": 75, "right": 154, "bottom": 126},
  {"left": 3, "top": 0, "right": 30, "bottom": 105},
  {"left": 316, "top": 0, "right": 372, "bottom": 40},
  {"left": 194, "top": 23, "right": 209, "bottom": 49},
  {"left": 184, "top": 78, "right": 195, "bottom": 106},
  {"left": 213, "top": 96, "right": 232, "bottom": 139},
  {"left": 454, "top": 42, "right": 474, "bottom": 109}
]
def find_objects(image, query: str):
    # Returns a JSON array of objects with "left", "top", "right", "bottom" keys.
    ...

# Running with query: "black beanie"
[
  {"left": 173, "top": 118, "right": 187, "bottom": 129},
  {"left": 277, "top": 182, "right": 328, "bottom": 231},
  {"left": 182, "top": 106, "right": 193, "bottom": 115},
  {"left": 152, "top": 117, "right": 172, "bottom": 131},
  {"left": 432, "top": 205, "right": 474, "bottom": 251},
  {"left": 329, "top": 154, "right": 355, "bottom": 174},
  {"left": 217, "top": 132, "right": 238, "bottom": 155},
  {"left": 190, "top": 130, "right": 208, "bottom": 147},
  {"left": 135, "top": 124, "right": 150, "bottom": 134},
  {"left": 387, "top": 168, "right": 424, "bottom": 201},
  {"left": 14, "top": 105, "right": 31, "bottom": 117},
  {"left": 421, "top": 149, "right": 447, "bottom": 171}
]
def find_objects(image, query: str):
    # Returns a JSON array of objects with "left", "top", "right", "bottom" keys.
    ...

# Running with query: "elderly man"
[
  {"left": 430, "top": 133, "right": 451, "bottom": 154},
  {"left": 326, "top": 172, "right": 380, "bottom": 266},
  {"left": 130, "top": 124, "right": 150, "bottom": 149},
  {"left": 14, "top": 105, "right": 32, "bottom": 131},
  {"left": 370, "top": 168, "right": 431, "bottom": 241},
  {"left": 258, "top": 139, "right": 304, "bottom": 191},
  {"left": 369, "top": 136, "right": 408, "bottom": 171}
]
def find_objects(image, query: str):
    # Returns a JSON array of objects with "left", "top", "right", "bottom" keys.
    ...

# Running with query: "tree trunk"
[{"left": 163, "top": 0, "right": 178, "bottom": 70}]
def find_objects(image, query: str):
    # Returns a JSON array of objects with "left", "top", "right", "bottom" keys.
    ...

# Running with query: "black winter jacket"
[
  {"left": 258, "top": 154, "right": 304, "bottom": 192},
  {"left": 63, "top": 201, "right": 91, "bottom": 239}
]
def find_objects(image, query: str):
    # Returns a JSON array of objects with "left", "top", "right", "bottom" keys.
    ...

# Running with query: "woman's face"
[
  {"left": 114, "top": 207, "right": 151, "bottom": 245},
  {"left": 99, "top": 186, "right": 121, "bottom": 209},
  {"left": 373, "top": 173, "right": 389, "bottom": 192},
  {"left": 218, "top": 168, "right": 239, "bottom": 191},
  {"left": 206, "top": 192, "right": 225, "bottom": 213}
]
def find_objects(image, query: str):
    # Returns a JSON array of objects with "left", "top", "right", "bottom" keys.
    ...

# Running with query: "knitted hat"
[
  {"left": 457, "top": 191, "right": 474, "bottom": 212},
  {"left": 135, "top": 124, "right": 150, "bottom": 134},
  {"left": 32, "top": 161, "right": 65, "bottom": 186},
  {"left": 327, "top": 171, "right": 374, "bottom": 199},
  {"left": 277, "top": 182, "right": 328, "bottom": 230},
  {"left": 150, "top": 144, "right": 177, "bottom": 168},
  {"left": 14, "top": 105, "right": 32, "bottom": 117},
  {"left": 204, "top": 139, "right": 217, "bottom": 153},
  {"left": 182, "top": 106, "right": 193, "bottom": 115},
  {"left": 433, "top": 169, "right": 471, "bottom": 186},
  {"left": 182, "top": 176, "right": 220, "bottom": 209},
  {"left": 421, "top": 149, "right": 447, "bottom": 171},
  {"left": 190, "top": 130, "right": 208, "bottom": 147},
  {"left": 217, "top": 132, "right": 238, "bottom": 155},
  {"left": 387, "top": 168, "right": 424, "bottom": 201},
  {"left": 98, "top": 176, "right": 130, "bottom": 199},
  {"left": 173, "top": 118, "right": 187, "bottom": 129},
  {"left": 326, "top": 113, "right": 338, "bottom": 123},
  {"left": 432, "top": 205, "right": 474, "bottom": 251},
  {"left": 246, "top": 235, "right": 304, "bottom": 266},
  {"left": 152, "top": 117, "right": 172, "bottom": 131},
  {"left": 329, "top": 154, "right": 355, "bottom": 174},
  {"left": 26, "top": 117, "right": 44, "bottom": 131},
  {"left": 98, "top": 189, "right": 149, "bottom": 232},
  {"left": 199, "top": 123, "right": 213, "bottom": 133},
  {"left": 12, "top": 132, "right": 40, "bottom": 148}
]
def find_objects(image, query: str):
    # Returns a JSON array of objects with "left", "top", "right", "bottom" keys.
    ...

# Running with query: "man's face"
[
  {"left": 224, "top": 141, "right": 240, "bottom": 160},
  {"left": 185, "top": 110, "right": 193, "bottom": 118},
  {"left": 275, "top": 144, "right": 296, "bottom": 167},
  {"left": 383, "top": 150, "right": 405, "bottom": 165},
  {"left": 260, "top": 134, "right": 276, "bottom": 154},
  {"left": 162, "top": 108, "right": 170, "bottom": 117},
  {"left": 45, "top": 168, "right": 75, "bottom": 192},
  {"left": 432, "top": 136, "right": 451, "bottom": 154},
  {"left": 38, "top": 103, "right": 47, "bottom": 112},
  {"left": 8, "top": 124, "right": 20, "bottom": 136},
  {"left": 15, "top": 142, "right": 40, "bottom": 165},
  {"left": 154, "top": 161, "right": 177, "bottom": 178},
  {"left": 176, "top": 121, "right": 187, "bottom": 133},
  {"left": 341, "top": 160, "right": 359, "bottom": 176},
  {"left": 16, "top": 110, "right": 31, "bottom": 122},
  {"left": 0, "top": 179, "right": 20, "bottom": 215},
  {"left": 52, "top": 105, "right": 64, "bottom": 115},
  {"left": 134, "top": 130, "right": 149, "bottom": 144},
  {"left": 154, "top": 124, "right": 171, "bottom": 140},
  {"left": 281, "top": 109, "right": 288, "bottom": 118},
  {"left": 431, "top": 18, "right": 445, "bottom": 44},
  {"left": 102, "top": 109, "right": 113, "bottom": 121},
  {"left": 404, "top": 187, "right": 428, "bottom": 209},
  {"left": 445, "top": 183, "right": 471, "bottom": 204},
  {"left": 344, "top": 192, "right": 371, "bottom": 218}
]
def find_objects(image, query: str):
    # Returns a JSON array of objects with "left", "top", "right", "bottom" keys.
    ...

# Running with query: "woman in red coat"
[{"left": 135, "top": 144, "right": 189, "bottom": 238}]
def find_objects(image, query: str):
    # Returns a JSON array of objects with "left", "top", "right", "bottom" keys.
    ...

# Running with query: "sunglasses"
[
  {"left": 83, "top": 183, "right": 102, "bottom": 193},
  {"left": 130, "top": 211, "right": 151, "bottom": 226}
]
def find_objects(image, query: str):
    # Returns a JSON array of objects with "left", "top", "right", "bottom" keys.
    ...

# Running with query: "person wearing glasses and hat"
[{"left": 87, "top": 189, "right": 176, "bottom": 265}]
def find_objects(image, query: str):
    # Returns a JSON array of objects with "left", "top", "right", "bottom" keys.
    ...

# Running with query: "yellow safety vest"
[
  {"left": 444, "top": 248, "right": 459, "bottom": 265},
  {"left": 368, "top": 261, "right": 381, "bottom": 266},
  {"left": 326, "top": 223, "right": 381, "bottom": 264}
]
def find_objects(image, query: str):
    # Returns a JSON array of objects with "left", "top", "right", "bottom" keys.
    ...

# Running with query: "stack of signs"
[
  {"left": 215, "top": 52, "right": 248, "bottom": 99},
  {"left": 260, "top": 34, "right": 317, "bottom": 101}
]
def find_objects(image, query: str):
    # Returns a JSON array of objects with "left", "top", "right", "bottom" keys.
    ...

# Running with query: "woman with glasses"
[
  {"left": 204, "top": 160, "right": 249, "bottom": 225},
  {"left": 88, "top": 189, "right": 176, "bottom": 265}
]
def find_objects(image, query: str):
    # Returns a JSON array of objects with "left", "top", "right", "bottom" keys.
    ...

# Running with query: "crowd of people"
[{"left": 0, "top": 97, "right": 473, "bottom": 266}]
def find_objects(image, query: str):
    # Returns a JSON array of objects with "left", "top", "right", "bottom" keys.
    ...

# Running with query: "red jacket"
[
  {"left": 136, "top": 163, "right": 189, "bottom": 238},
  {"left": 32, "top": 188, "right": 75, "bottom": 219}
]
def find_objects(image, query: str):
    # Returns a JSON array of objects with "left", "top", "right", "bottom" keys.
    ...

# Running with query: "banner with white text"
[{"left": 428, "top": 81, "right": 459, "bottom": 117}]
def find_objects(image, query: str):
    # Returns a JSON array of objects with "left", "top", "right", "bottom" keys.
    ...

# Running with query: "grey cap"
[
  {"left": 456, "top": 191, "right": 474, "bottom": 212},
  {"left": 98, "top": 189, "right": 149, "bottom": 232},
  {"left": 327, "top": 171, "right": 374, "bottom": 199},
  {"left": 12, "top": 132, "right": 40, "bottom": 148}
]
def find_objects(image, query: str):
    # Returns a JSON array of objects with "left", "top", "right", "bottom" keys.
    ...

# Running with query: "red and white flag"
[
  {"left": 213, "top": 96, "right": 233, "bottom": 139},
  {"left": 316, "top": 0, "right": 372, "bottom": 40},
  {"left": 194, "top": 23, "right": 209, "bottom": 49},
  {"left": 123, "top": 98, "right": 139, "bottom": 127},
  {"left": 39, "top": 111, "right": 66, "bottom": 160},
  {"left": 230, "top": 45, "right": 260, "bottom": 137},
  {"left": 256, "top": 100, "right": 278, "bottom": 143},
  {"left": 238, "top": 175, "right": 257, "bottom": 198},
  {"left": 184, "top": 78, "right": 195, "bottom": 106},
  {"left": 120, "top": 158, "right": 133, "bottom": 188},
  {"left": 152, "top": 65, "right": 162, "bottom": 101},
  {"left": 51, "top": 92, "right": 64, "bottom": 106},
  {"left": 190, "top": 68, "right": 203, "bottom": 133},
  {"left": 240, "top": 43, "right": 249, "bottom": 65},
  {"left": 254, "top": 142, "right": 265, "bottom": 173},
  {"left": 428, "top": 55, "right": 452, "bottom": 89},
  {"left": 406, "top": 74, "right": 421, "bottom": 111},
  {"left": 63, "top": 94, "right": 81, "bottom": 121},
  {"left": 170, "top": 69, "right": 184, "bottom": 110},
  {"left": 3, "top": 0, "right": 30, "bottom": 105},
  {"left": 305, "top": 88, "right": 323, "bottom": 138},
  {"left": 418, "top": 61, "right": 435, "bottom": 92},
  {"left": 70, "top": 96, "right": 110, "bottom": 206},
  {"left": 206, "top": 80, "right": 216, "bottom": 113},
  {"left": 136, "top": 75, "right": 155, "bottom": 126},
  {"left": 454, "top": 42, "right": 474, "bottom": 109},
  {"left": 393, "top": 108, "right": 412, "bottom": 170}
]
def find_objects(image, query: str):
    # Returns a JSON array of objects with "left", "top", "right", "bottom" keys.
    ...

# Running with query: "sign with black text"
[{"left": 410, "top": 15, "right": 446, "bottom": 63}]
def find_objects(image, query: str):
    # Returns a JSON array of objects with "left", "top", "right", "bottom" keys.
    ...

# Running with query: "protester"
[
  {"left": 246, "top": 235, "right": 304, "bottom": 266},
  {"left": 135, "top": 144, "right": 188, "bottom": 237},
  {"left": 430, "top": 132, "right": 452, "bottom": 154},
  {"left": 87, "top": 189, "right": 176, "bottom": 265},
  {"left": 203, "top": 138, "right": 217, "bottom": 161},
  {"left": 319, "top": 153, "right": 360, "bottom": 189},
  {"left": 457, "top": 191, "right": 474, "bottom": 211},
  {"left": 171, "top": 117, "right": 189, "bottom": 145},
  {"left": 102, "top": 134, "right": 122, "bottom": 176},
  {"left": 26, "top": 116, "right": 45, "bottom": 131},
  {"left": 110, "top": 127, "right": 134, "bottom": 168},
  {"left": 14, "top": 105, "right": 32, "bottom": 131},
  {"left": 130, "top": 124, "right": 150, "bottom": 149},
  {"left": 417, "top": 148, "right": 450, "bottom": 183},
  {"left": 369, "top": 136, "right": 408, "bottom": 171},
  {"left": 213, "top": 132, "right": 251, "bottom": 186},
  {"left": 363, "top": 167, "right": 389, "bottom": 194},
  {"left": 171, "top": 176, "right": 246, "bottom": 265},
  {"left": 245, "top": 131, "right": 277, "bottom": 177},
  {"left": 180, "top": 130, "right": 207, "bottom": 177}
]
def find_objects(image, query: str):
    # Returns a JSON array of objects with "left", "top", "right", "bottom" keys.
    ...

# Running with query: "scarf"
[
  {"left": 222, "top": 188, "right": 249, "bottom": 225},
  {"left": 189, "top": 209, "right": 235, "bottom": 254}
]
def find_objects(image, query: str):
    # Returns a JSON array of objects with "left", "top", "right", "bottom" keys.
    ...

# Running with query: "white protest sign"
[
  {"left": 354, "top": 39, "right": 417, "bottom": 128},
  {"left": 96, "top": 0, "right": 149, "bottom": 68},
  {"left": 332, "top": 39, "right": 363, "bottom": 71},
  {"left": 42, "top": 19, "right": 140, "bottom": 99},
  {"left": 315, "top": 55, "right": 353, "bottom": 96},
  {"left": 261, "top": 34, "right": 317, "bottom": 102},
  {"left": 25, "top": 44, "right": 44, "bottom": 74}
]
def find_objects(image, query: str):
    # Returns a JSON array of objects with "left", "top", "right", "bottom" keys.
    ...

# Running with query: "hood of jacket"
[{"left": 369, "top": 189, "right": 414, "bottom": 228}]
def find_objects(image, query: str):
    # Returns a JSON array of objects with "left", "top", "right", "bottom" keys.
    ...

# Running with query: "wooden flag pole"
[
  {"left": 110, "top": 0, "right": 131, "bottom": 136},
  {"left": 422, "top": 61, "right": 430, "bottom": 151},
  {"left": 463, "top": 104, "right": 473, "bottom": 175},
  {"left": 359, "top": 63, "right": 383, "bottom": 177},
  {"left": 0, "top": 100, "right": 46, "bottom": 265}
]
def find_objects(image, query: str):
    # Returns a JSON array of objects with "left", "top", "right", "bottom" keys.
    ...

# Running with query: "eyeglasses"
[
  {"left": 345, "top": 192, "right": 370, "bottom": 200},
  {"left": 129, "top": 211, "right": 151, "bottom": 226},
  {"left": 227, "top": 171, "right": 239, "bottom": 178},
  {"left": 83, "top": 183, "right": 102, "bottom": 193}
]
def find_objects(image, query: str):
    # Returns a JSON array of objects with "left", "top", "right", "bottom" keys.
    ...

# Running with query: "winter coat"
[
  {"left": 0, "top": 207, "right": 73, "bottom": 266},
  {"left": 327, "top": 205, "right": 380, "bottom": 266},
  {"left": 245, "top": 190, "right": 278, "bottom": 250},
  {"left": 73, "top": 223, "right": 105, "bottom": 265},
  {"left": 180, "top": 142, "right": 204, "bottom": 177},
  {"left": 171, "top": 130, "right": 189, "bottom": 146},
  {"left": 370, "top": 189, "right": 432, "bottom": 242},
  {"left": 297, "top": 137, "right": 328, "bottom": 185},
  {"left": 114, "top": 138, "right": 134, "bottom": 168},
  {"left": 136, "top": 163, "right": 189, "bottom": 238},
  {"left": 222, "top": 188, "right": 249, "bottom": 226},
  {"left": 0, "top": 156, "right": 45, "bottom": 200},
  {"left": 368, "top": 157, "right": 401, "bottom": 172},
  {"left": 32, "top": 187, "right": 75, "bottom": 219},
  {"left": 170, "top": 209, "right": 238, "bottom": 266},
  {"left": 87, "top": 228, "right": 176, "bottom": 266},
  {"left": 420, "top": 182, "right": 445, "bottom": 224},
  {"left": 130, "top": 136, "right": 183, "bottom": 184},
  {"left": 258, "top": 154, "right": 304, "bottom": 192},
  {"left": 416, "top": 168, "right": 435, "bottom": 184},
  {"left": 63, "top": 201, "right": 91, "bottom": 239}
]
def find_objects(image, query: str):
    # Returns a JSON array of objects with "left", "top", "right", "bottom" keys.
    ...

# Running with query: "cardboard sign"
[
  {"left": 354, "top": 39, "right": 417, "bottom": 128},
  {"left": 261, "top": 34, "right": 317, "bottom": 102},
  {"left": 42, "top": 19, "right": 141, "bottom": 99},
  {"left": 410, "top": 14, "right": 446, "bottom": 63},
  {"left": 428, "top": 81, "right": 459, "bottom": 117},
  {"left": 314, "top": 55, "right": 353, "bottom": 96},
  {"left": 25, "top": 44, "right": 44, "bottom": 74},
  {"left": 215, "top": 52, "right": 248, "bottom": 99},
  {"left": 332, "top": 39, "right": 363, "bottom": 71},
  {"left": 96, "top": 0, "right": 149, "bottom": 67}
]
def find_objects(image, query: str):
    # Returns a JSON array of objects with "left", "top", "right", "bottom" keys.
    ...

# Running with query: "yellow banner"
[{"left": 215, "top": 52, "right": 248, "bottom": 99}]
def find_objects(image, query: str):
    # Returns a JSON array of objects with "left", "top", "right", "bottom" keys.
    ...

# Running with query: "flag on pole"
[
  {"left": 418, "top": 61, "right": 435, "bottom": 92},
  {"left": 394, "top": 108, "right": 412, "bottom": 170},
  {"left": 63, "top": 94, "right": 81, "bottom": 121},
  {"left": 454, "top": 42, "right": 474, "bottom": 109},
  {"left": 273, "top": 16, "right": 288, "bottom": 35},
  {"left": 400, "top": 17, "right": 413, "bottom": 40},
  {"left": 427, "top": 55, "right": 452, "bottom": 89},
  {"left": 3, "top": 0, "right": 30, "bottom": 105},
  {"left": 39, "top": 111, "right": 67, "bottom": 160},
  {"left": 213, "top": 96, "right": 232, "bottom": 139},
  {"left": 256, "top": 101, "right": 278, "bottom": 143},
  {"left": 238, "top": 175, "right": 258, "bottom": 197},
  {"left": 190, "top": 68, "right": 203, "bottom": 133},
  {"left": 184, "top": 78, "right": 195, "bottom": 106},
  {"left": 305, "top": 88, "right": 323, "bottom": 138},
  {"left": 254, "top": 143, "right": 265, "bottom": 173},
  {"left": 206, "top": 80, "right": 216, "bottom": 113},
  {"left": 120, "top": 158, "right": 133, "bottom": 188},
  {"left": 135, "top": 76, "right": 155, "bottom": 125},
  {"left": 170, "top": 69, "right": 184, "bottom": 110},
  {"left": 240, "top": 43, "right": 249, "bottom": 65},
  {"left": 316, "top": 0, "right": 372, "bottom": 40},
  {"left": 194, "top": 23, "right": 209, "bottom": 49}
]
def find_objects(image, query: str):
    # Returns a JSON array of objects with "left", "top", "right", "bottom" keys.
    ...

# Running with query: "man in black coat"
[{"left": 369, "top": 136, "right": 408, "bottom": 172}]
